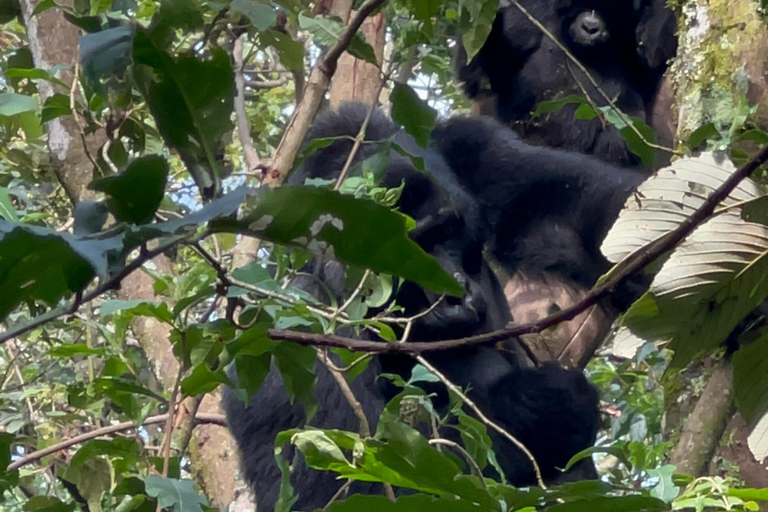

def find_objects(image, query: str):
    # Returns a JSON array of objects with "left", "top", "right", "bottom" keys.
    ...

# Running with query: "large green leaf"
[
  {"left": 211, "top": 186, "right": 463, "bottom": 296},
  {"left": 91, "top": 155, "right": 168, "bottom": 224},
  {"left": 0, "top": 223, "right": 123, "bottom": 320},
  {"left": 613, "top": 210, "right": 768, "bottom": 366},
  {"left": 132, "top": 30, "right": 234, "bottom": 197},
  {"left": 602, "top": 152, "right": 764, "bottom": 264},
  {"left": 391, "top": 83, "right": 437, "bottom": 148}
]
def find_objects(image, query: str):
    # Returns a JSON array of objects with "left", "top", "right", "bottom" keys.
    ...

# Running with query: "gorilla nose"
[{"left": 580, "top": 12, "right": 603, "bottom": 36}]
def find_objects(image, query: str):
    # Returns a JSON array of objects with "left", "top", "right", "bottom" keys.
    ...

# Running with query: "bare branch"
[
  {"left": 264, "top": 0, "right": 388, "bottom": 186},
  {"left": 233, "top": 36, "right": 262, "bottom": 173},
  {"left": 7, "top": 413, "right": 227, "bottom": 471}
]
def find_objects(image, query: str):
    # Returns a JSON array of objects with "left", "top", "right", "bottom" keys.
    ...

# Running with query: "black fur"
[
  {"left": 456, "top": 0, "right": 677, "bottom": 167},
  {"left": 223, "top": 105, "right": 603, "bottom": 510},
  {"left": 432, "top": 114, "right": 645, "bottom": 300}
]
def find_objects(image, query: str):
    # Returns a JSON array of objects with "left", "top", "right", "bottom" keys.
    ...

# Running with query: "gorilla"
[
  {"left": 456, "top": 0, "right": 677, "bottom": 167},
  {"left": 223, "top": 104, "right": 601, "bottom": 511}
]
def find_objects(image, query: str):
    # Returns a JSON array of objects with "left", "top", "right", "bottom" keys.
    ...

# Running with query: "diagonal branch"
[
  {"left": 269, "top": 143, "right": 768, "bottom": 356},
  {"left": 264, "top": 0, "right": 388, "bottom": 186}
]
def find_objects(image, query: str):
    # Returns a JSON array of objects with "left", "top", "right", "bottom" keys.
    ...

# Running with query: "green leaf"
[
  {"left": 69, "top": 438, "right": 142, "bottom": 475},
  {"left": 181, "top": 364, "right": 231, "bottom": 396},
  {"left": 533, "top": 95, "right": 587, "bottom": 117},
  {"left": 391, "top": 83, "right": 437, "bottom": 148},
  {"left": 298, "top": 12, "right": 377, "bottom": 65},
  {"left": 0, "top": 188, "right": 19, "bottom": 222},
  {"left": 231, "top": 0, "right": 277, "bottom": 31},
  {"left": 91, "top": 155, "right": 169, "bottom": 224},
  {"left": 133, "top": 30, "right": 234, "bottom": 197},
  {"left": 260, "top": 29, "right": 303, "bottom": 71},
  {"left": 100, "top": 299, "right": 174, "bottom": 323},
  {"left": 41, "top": 93, "right": 71, "bottom": 122},
  {"left": 602, "top": 153, "right": 768, "bottom": 364},
  {"left": 0, "top": 223, "right": 122, "bottom": 319},
  {"left": 546, "top": 495, "right": 669, "bottom": 512},
  {"left": 144, "top": 475, "right": 209, "bottom": 512},
  {"left": 273, "top": 342, "right": 318, "bottom": 415},
  {"left": 210, "top": 186, "right": 463, "bottom": 296},
  {"left": 733, "top": 332, "right": 768, "bottom": 426},
  {"left": 647, "top": 465, "right": 679, "bottom": 502},
  {"left": 327, "top": 494, "right": 490, "bottom": 512},
  {"left": 460, "top": 0, "right": 498, "bottom": 60},
  {"left": 618, "top": 118, "right": 656, "bottom": 168},
  {"left": 689, "top": 123, "right": 721, "bottom": 149},
  {"left": 79, "top": 25, "right": 134, "bottom": 83},
  {"left": 47, "top": 344, "right": 106, "bottom": 358},
  {"left": 0, "top": 93, "right": 37, "bottom": 116}
]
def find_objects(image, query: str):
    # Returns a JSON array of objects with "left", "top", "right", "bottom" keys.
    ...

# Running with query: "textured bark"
[
  {"left": 20, "top": 4, "right": 240, "bottom": 505},
  {"left": 19, "top": 0, "right": 104, "bottom": 203},
  {"left": 119, "top": 261, "right": 240, "bottom": 509},
  {"left": 670, "top": 361, "right": 735, "bottom": 476},
  {"left": 673, "top": 0, "right": 768, "bottom": 141},
  {"left": 328, "top": 10, "right": 386, "bottom": 109}
]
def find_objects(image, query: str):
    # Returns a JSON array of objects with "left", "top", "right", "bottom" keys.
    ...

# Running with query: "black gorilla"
[
  {"left": 224, "top": 104, "right": 601, "bottom": 511},
  {"left": 432, "top": 114, "right": 646, "bottom": 301},
  {"left": 457, "top": 0, "right": 677, "bottom": 167}
]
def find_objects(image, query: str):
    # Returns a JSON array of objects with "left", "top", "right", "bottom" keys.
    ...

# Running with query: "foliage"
[{"left": 1, "top": 0, "right": 768, "bottom": 511}]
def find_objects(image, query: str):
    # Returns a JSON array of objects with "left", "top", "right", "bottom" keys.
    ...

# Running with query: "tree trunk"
[
  {"left": 19, "top": 2, "right": 240, "bottom": 506},
  {"left": 19, "top": 0, "right": 104, "bottom": 203}
]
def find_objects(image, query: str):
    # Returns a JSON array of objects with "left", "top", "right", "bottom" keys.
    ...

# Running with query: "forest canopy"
[{"left": 2, "top": 0, "right": 768, "bottom": 511}]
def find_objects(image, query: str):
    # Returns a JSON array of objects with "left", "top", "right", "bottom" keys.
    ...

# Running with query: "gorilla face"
[
  {"left": 567, "top": 10, "right": 610, "bottom": 47},
  {"left": 457, "top": 0, "right": 677, "bottom": 167}
]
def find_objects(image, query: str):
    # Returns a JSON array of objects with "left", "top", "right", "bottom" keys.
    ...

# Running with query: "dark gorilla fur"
[
  {"left": 432, "top": 114, "right": 646, "bottom": 300},
  {"left": 456, "top": 0, "right": 677, "bottom": 167},
  {"left": 224, "top": 104, "right": 601, "bottom": 511}
]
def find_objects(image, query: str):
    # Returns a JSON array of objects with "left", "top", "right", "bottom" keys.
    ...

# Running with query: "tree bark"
[
  {"left": 19, "top": 3, "right": 240, "bottom": 506},
  {"left": 19, "top": 0, "right": 103, "bottom": 203},
  {"left": 328, "top": 10, "right": 386, "bottom": 109},
  {"left": 670, "top": 361, "right": 735, "bottom": 476}
]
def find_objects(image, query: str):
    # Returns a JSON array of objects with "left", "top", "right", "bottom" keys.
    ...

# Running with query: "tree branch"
[
  {"left": 269, "top": 144, "right": 768, "bottom": 355},
  {"left": 264, "top": 0, "right": 388, "bottom": 186},
  {"left": 7, "top": 413, "right": 227, "bottom": 471}
]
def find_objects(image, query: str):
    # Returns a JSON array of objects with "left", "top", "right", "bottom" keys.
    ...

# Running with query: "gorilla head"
[{"left": 456, "top": 0, "right": 677, "bottom": 167}]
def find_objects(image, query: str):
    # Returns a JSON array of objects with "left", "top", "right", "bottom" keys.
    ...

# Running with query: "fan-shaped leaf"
[
  {"left": 602, "top": 152, "right": 764, "bottom": 264},
  {"left": 615, "top": 212, "right": 768, "bottom": 366}
]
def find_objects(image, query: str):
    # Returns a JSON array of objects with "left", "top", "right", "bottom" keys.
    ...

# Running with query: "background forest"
[{"left": 2, "top": 0, "right": 768, "bottom": 511}]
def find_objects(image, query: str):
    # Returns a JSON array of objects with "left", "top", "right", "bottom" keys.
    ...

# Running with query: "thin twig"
[
  {"left": 233, "top": 35, "right": 262, "bottom": 173},
  {"left": 68, "top": 58, "right": 100, "bottom": 170},
  {"left": 333, "top": 72, "right": 391, "bottom": 191},
  {"left": 7, "top": 413, "right": 227, "bottom": 471},
  {"left": 415, "top": 355, "right": 545, "bottom": 488},
  {"left": 317, "top": 350, "right": 371, "bottom": 437},
  {"left": 428, "top": 438, "right": 486, "bottom": 486},
  {"left": 333, "top": 269, "right": 371, "bottom": 321}
]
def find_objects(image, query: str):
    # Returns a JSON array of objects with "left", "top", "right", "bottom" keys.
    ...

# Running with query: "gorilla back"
[
  {"left": 224, "top": 104, "right": 603, "bottom": 510},
  {"left": 224, "top": 105, "right": 518, "bottom": 511}
]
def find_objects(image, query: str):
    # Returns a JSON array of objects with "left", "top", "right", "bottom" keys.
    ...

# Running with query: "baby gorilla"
[
  {"left": 224, "top": 104, "right": 601, "bottom": 511},
  {"left": 457, "top": 0, "right": 677, "bottom": 167}
]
